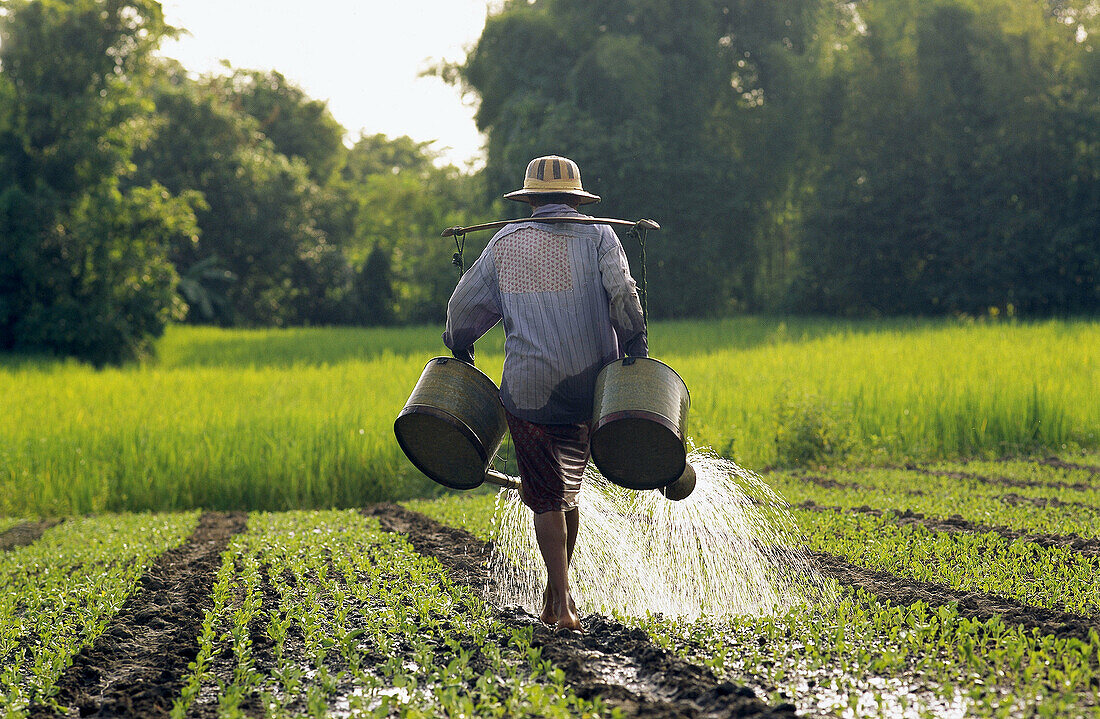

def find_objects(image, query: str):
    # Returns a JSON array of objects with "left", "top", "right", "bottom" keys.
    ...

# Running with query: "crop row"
[
  {"left": 768, "top": 466, "right": 1100, "bottom": 540},
  {"left": 931, "top": 458, "right": 1098, "bottom": 486},
  {"left": 172, "top": 510, "right": 610, "bottom": 718},
  {"left": 1, "top": 512, "right": 199, "bottom": 716},
  {"left": 795, "top": 508, "right": 1100, "bottom": 618}
]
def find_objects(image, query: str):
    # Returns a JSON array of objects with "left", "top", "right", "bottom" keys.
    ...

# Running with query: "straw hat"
[{"left": 503, "top": 155, "right": 601, "bottom": 205}]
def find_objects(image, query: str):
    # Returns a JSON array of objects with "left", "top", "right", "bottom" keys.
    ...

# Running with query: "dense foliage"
[
  {"left": 0, "top": 0, "right": 195, "bottom": 365},
  {"left": 448, "top": 0, "right": 1100, "bottom": 317},
  {"left": 0, "top": 0, "right": 1096, "bottom": 363},
  {"left": 0, "top": 0, "right": 492, "bottom": 362}
]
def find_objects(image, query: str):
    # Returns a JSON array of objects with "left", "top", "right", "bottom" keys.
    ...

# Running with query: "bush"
[{"left": 774, "top": 391, "right": 854, "bottom": 467}]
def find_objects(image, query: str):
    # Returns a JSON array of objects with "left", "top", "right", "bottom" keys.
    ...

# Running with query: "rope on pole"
[
  {"left": 451, "top": 230, "right": 467, "bottom": 276},
  {"left": 627, "top": 224, "right": 650, "bottom": 331}
]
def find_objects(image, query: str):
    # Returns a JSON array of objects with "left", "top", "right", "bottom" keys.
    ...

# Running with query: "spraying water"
[{"left": 486, "top": 445, "right": 827, "bottom": 620}]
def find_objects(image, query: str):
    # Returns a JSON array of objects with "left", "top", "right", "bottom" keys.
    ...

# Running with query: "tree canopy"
[
  {"left": 0, "top": 0, "right": 1096, "bottom": 364},
  {"left": 449, "top": 0, "right": 1099, "bottom": 317}
]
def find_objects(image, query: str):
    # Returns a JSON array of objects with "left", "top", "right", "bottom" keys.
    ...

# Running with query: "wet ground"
[{"left": 365, "top": 503, "right": 797, "bottom": 719}]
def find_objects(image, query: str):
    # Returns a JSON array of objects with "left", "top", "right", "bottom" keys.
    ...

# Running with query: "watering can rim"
[
  {"left": 418, "top": 355, "right": 503, "bottom": 395},
  {"left": 596, "top": 355, "right": 691, "bottom": 404}
]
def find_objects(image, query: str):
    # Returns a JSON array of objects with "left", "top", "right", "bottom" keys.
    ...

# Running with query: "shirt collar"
[{"left": 530, "top": 203, "right": 583, "bottom": 218}]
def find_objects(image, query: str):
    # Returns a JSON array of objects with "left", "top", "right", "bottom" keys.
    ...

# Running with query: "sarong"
[{"left": 504, "top": 410, "right": 591, "bottom": 514}]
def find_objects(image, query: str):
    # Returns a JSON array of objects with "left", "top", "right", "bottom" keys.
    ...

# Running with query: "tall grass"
[{"left": 1, "top": 319, "right": 1096, "bottom": 515}]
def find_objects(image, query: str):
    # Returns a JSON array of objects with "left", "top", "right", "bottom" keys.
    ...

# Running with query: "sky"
[{"left": 158, "top": 0, "right": 498, "bottom": 168}]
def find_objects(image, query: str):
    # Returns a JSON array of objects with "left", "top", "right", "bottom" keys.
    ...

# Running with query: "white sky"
[{"left": 158, "top": 0, "right": 497, "bottom": 168}]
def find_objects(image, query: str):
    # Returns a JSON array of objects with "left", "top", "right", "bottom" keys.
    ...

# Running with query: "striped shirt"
[{"left": 443, "top": 204, "right": 648, "bottom": 424}]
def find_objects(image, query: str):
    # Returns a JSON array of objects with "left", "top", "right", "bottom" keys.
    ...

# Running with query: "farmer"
[{"left": 443, "top": 155, "right": 648, "bottom": 631}]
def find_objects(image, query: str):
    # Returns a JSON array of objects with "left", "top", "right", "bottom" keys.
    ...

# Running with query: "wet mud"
[
  {"left": 0, "top": 519, "right": 62, "bottom": 551},
  {"left": 799, "top": 500, "right": 1100, "bottom": 557},
  {"left": 365, "top": 503, "right": 797, "bottom": 719},
  {"left": 811, "top": 550, "right": 1100, "bottom": 642},
  {"left": 30, "top": 512, "right": 247, "bottom": 719}
]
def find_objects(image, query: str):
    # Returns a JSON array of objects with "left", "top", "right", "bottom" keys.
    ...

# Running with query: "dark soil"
[
  {"left": 364, "top": 503, "right": 797, "bottom": 719},
  {"left": 799, "top": 500, "right": 1100, "bottom": 557},
  {"left": 30, "top": 512, "right": 247, "bottom": 719},
  {"left": 999, "top": 492, "right": 1100, "bottom": 512},
  {"left": 791, "top": 474, "right": 849, "bottom": 489},
  {"left": 0, "top": 519, "right": 62, "bottom": 551},
  {"left": 811, "top": 550, "right": 1100, "bottom": 642},
  {"left": 903, "top": 464, "right": 1094, "bottom": 491}
]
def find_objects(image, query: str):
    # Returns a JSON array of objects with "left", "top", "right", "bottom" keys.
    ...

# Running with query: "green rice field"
[{"left": 1, "top": 318, "right": 1097, "bottom": 516}]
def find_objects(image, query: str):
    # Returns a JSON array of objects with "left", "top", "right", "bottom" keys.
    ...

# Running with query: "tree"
[
  {"left": 338, "top": 133, "right": 498, "bottom": 324},
  {"left": 215, "top": 69, "right": 345, "bottom": 185},
  {"left": 444, "top": 0, "right": 828, "bottom": 316},
  {"left": 792, "top": 0, "right": 1100, "bottom": 315},
  {"left": 133, "top": 62, "right": 352, "bottom": 326},
  {"left": 0, "top": 0, "right": 197, "bottom": 364}
]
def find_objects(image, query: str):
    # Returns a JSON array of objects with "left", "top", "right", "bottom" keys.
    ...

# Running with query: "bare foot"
[
  {"left": 540, "top": 584, "right": 558, "bottom": 624},
  {"left": 554, "top": 592, "right": 582, "bottom": 632}
]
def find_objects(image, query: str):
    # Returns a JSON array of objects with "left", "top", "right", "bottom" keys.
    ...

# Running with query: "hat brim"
[{"left": 503, "top": 189, "right": 601, "bottom": 205}]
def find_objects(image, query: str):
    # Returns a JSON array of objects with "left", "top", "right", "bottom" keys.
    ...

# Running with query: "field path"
[
  {"left": 364, "top": 503, "right": 798, "bottom": 719},
  {"left": 30, "top": 512, "right": 247, "bottom": 719}
]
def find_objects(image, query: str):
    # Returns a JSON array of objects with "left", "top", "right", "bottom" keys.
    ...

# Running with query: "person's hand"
[{"left": 624, "top": 334, "right": 648, "bottom": 358}]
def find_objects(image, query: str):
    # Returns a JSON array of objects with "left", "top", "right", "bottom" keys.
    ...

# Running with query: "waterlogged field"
[{"left": 1, "top": 319, "right": 1097, "bottom": 516}]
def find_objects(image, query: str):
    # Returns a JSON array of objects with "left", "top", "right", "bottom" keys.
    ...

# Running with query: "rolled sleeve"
[
  {"left": 443, "top": 249, "right": 502, "bottom": 355},
  {"left": 597, "top": 228, "right": 648, "bottom": 357}
]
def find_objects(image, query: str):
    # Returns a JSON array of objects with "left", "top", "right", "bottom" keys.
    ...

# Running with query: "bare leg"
[
  {"left": 564, "top": 507, "right": 579, "bottom": 615},
  {"left": 544, "top": 507, "right": 580, "bottom": 618},
  {"left": 533, "top": 510, "right": 581, "bottom": 631},
  {"left": 565, "top": 507, "right": 579, "bottom": 561}
]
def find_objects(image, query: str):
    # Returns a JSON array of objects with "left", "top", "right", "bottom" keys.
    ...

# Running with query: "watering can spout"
[
  {"left": 485, "top": 468, "right": 522, "bottom": 491},
  {"left": 660, "top": 462, "right": 697, "bottom": 501}
]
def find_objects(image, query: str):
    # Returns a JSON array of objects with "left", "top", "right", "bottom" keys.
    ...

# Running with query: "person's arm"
[
  {"left": 442, "top": 245, "right": 502, "bottom": 365},
  {"left": 597, "top": 227, "right": 648, "bottom": 357}
]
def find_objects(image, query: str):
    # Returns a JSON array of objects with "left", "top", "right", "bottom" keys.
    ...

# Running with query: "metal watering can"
[
  {"left": 393, "top": 357, "right": 520, "bottom": 491},
  {"left": 393, "top": 215, "right": 696, "bottom": 500},
  {"left": 589, "top": 356, "right": 697, "bottom": 500}
]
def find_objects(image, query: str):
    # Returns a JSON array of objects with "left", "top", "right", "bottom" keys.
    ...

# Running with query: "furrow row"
[
  {"left": 0, "top": 520, "right": 63, "bottom": 553},
  {"left": 810, "top": 550, "right": 1100, "bottom": 642},
  {"left": 903, "top": 465, "right": 1094, "bottom": 491},
  {"left": 798, "top": 501, "right": 1100, "bottom": 557}
]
